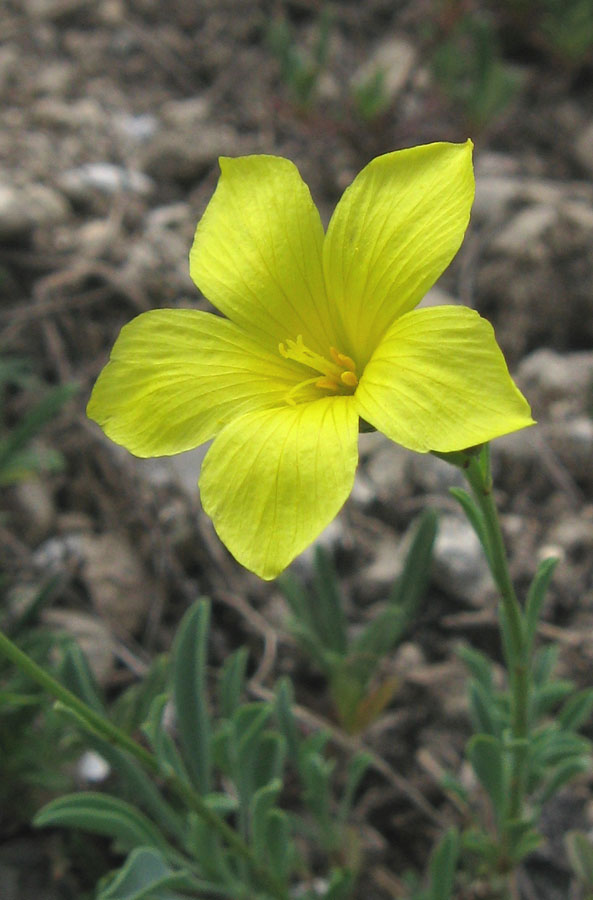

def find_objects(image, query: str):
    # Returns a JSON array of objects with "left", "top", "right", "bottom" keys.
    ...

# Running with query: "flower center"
[{"left": 278, "top": 335, "right": 359, "bottom": 405}]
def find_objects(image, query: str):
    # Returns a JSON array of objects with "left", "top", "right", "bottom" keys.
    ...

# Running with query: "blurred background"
[{"left": 1, "top": 0, "right": 593, "bottom": 897}]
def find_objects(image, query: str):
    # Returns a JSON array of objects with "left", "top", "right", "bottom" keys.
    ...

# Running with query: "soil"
[{"left": 2, "top": 1, "right": 593, "bottom": 898}]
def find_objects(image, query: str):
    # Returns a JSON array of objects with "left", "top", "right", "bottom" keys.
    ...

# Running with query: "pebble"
[
  {"left": 0, "top": 181, "right": 69, "bottom": 238},
  {"left": 546, "top": 418, "right": 593, "bottom": 484},
  {"left": 364, "top": 441, "right": 409, "bottom": 502},
  {"left": 491, "top": 204, "right": 557, "bottom": 257},
  {"left": 141, "top": 123, "right": 240, "bottom": 181},
  {"left": 43, "top": 608, "right": 115, "bottom": 685},
  {"left": 516, "top": 348, "right": 593, "bottom": 416},
  {"left": 58, "top": 163, "right": 154, "bottom": 200},
  {"left": 432, "top": 515, "right": 491, "bottom": 606}
]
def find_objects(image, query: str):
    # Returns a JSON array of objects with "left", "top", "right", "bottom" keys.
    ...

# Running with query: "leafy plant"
[
  {"left": 566, "top": 831, "right": 593, "bottom": 899},
  {"left": 0, "top": 577, "right": 76, "bottom": 829},
  {"left": 34, "top": 599, "right": 370, "bottom": 900},
  {"left": 279, "top": 509, "right": 437, "bottom": 733},
  {"left": 0, "top": 355, "right": 75, "bottom": 486},
  {"left": 430, "top": 12, "right": 519, "bottom": 129},
  {"left": 266, "top": 6, "right": 332, "bottom": 109}
]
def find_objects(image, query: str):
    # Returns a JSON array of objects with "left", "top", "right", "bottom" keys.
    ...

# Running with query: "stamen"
[{"left": 280, "top": 335, "right": 359, "bottom": 404}]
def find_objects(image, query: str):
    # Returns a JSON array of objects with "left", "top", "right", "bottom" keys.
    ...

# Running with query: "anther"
[
  {"left": 330, "top": 347, "right": 356, "bottom": 372},
  {"left": 340, "top": 371, "right": 358, "bottom": 388},
  {"left": 316, "top": 376, "right": 340, "bottom": 392}
]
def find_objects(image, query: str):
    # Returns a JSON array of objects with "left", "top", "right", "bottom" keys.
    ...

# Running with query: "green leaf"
[
  {"left": 532, "top": 679, "right": 576, "bottom": 719},
  {"left": 301, "top": 752, "right": 334, "bottom": 827},
  {"left": 388, "top": 508, "right": 438, "bottom": 619},
  {"left": 185, "top": 813, "right": 237, "bottom": 887},
  {"left": 265, "top": 809, "right": 293, "bottom": 883},
  {"left": 532, "top": 644, "right": 559, "bottom": 687},
  {"left": 457, "top": 644, "right": 493, "bottom": 692},
  {"left": 507, "top": 825, "right": 543, "bottom": 863},
  {"left": 337, "top": 751, "right": 372, "bottom": 827},
  {"left": 348, "top": 607, "right": 406, "bottom": 673},
  {"left": 468, "top": 735, "right": 507, "bottom": 824},
  {"left": 524, "top": 557, "right": 558, "bottom": 654},
  {"left": 251, "top": 731, "right": 286, "bottom": 792},
  {"left": 141, "top": 694, "right": 191, "bottom": 783},
  {"left": 539, "top": 758, "right": 591, "bottom": 806},
  {"left": 274, "top": 678, "right": 301, "bottom": 766},
  {"left": 311, "top": 545, "right": 348, "bottom": 656},
  {"left": 559, "top": 688, "right": 593, "bottom": 731},
  {"left": 250, "top": 779, "right": 282, "bottom": 862},
  {"left": 59, "top": 642, "right": 105, "bottom": 713},
  {"left": 535, "top": 731, "right": 591, "bottom": 767},
  {"left": 449, "top": 487, "right": 488, "bottom": 555},
  {"left": 80, "top": 730, "right": 185, "bottom": 843},
  {"left": 0, "top": 382, "right": 76, "bottom": 482},
  {"left": 218, "top": 648, "right": 249, "bottom": 720},
  {"left": 428, "top": 828, "right": 459, "bottom": 900},
  {"left": 98, "top": 847, "right": 196, "bottom": 900},
  {"left": 324, "top": 868, "right": 355, "bottom": 900},
  {"left": 468, "top": 680, "right": 501, "bottom": 737},
  {"left": 565, "top": 831, "right": 593, "bottom": 887},
  {"left": 278, "top": 575, "right": 330, "bottom": 671},
  {"left": 172, "top": 600, "right": 212, "bottom": 794},
  {"left": 34, "top": 793, "right": 168, "bottom": 853}
]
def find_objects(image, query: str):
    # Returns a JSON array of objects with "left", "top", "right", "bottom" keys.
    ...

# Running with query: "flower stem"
[
  {"left": 0, "top": 628, "right": 289, "bottom": 900},
  {"left": 463, "top": 448, "right": 529, "bottom": 829}
]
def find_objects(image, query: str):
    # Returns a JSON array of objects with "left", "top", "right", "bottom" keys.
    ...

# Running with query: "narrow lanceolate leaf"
[
  {"left": 559, "top": 688, "right": 593, "bottom": 731},
  {"left": 428, "top": 828, "right": 460, "bottom": 900},
  {"left": 468, "top": 735, "right": 507, "bottom": 825},
  {"left": 388, "top": 508, "right": 438, "bottom": 617},
  {"left": 34, "top": 793, "right": 168, "bottom": 853},
  {"left": 565, "top": 831, "right": 593, "bottom": 887},
  {"left": 524, "top": 556, "right": 559, "bottom": 653},
  {"left": 311, "top": 545, "right": 348, "bottom": 656},
  {"left": 98, "top": 847, "right": 198, "bottom": 900},
  {"left": 172, "top": 600, "right": 212, "bottom": 795}
]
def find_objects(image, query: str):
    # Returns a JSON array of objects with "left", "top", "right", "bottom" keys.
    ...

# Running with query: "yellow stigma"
[{"left": 279, "top": 335, "right": 359, "bottom": 405}]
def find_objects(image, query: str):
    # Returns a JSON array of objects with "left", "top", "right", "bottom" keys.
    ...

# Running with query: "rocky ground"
[{"left": 1, "top": 1, "right": 593, "bottom": 898}]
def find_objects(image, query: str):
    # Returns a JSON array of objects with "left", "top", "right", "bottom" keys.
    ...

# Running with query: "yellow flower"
[{"left": 87, "top": 141, "right": 533, "bottom": 579}]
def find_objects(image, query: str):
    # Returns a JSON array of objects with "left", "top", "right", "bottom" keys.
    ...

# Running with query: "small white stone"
[{"left": 78, "top": 750, "right": 111, "bottom": 783}]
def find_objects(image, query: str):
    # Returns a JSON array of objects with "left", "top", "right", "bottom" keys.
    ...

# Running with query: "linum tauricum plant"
[{"left": 0, "top": 140, "right": 590, "bottom": 899}]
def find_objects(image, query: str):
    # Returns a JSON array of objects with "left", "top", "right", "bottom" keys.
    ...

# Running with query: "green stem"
[
  {"left": 0, "top": 629, "right": 289, "bottom": 900},
  {"left": 463, "top": 449, "right": 529, "bottom": 828}
]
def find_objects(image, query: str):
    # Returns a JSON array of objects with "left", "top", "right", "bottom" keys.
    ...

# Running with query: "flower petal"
[
  {"left": 87, "top": 309, "right": 300, "bottom": 457},
  {"left": 323, "top": 141, "right": 475, "bottom": 366},
  {"left": 190, "top": 155, "right": 333, "bottom": 353},
  {"left": 199, "top": 397, "right": 359, "bottom": 579},
  {"left": 355, "top": 306, "right": 534, "bottom": 453}
]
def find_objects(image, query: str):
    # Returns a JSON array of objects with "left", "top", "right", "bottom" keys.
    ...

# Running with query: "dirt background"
[{"left": 2, "top": 1, "right": 593, "bottom": 898}]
